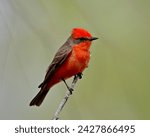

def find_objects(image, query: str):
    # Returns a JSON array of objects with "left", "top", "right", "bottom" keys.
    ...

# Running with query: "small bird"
[{"left": 30, "top": 28, "right": 98, "bottom": 106}]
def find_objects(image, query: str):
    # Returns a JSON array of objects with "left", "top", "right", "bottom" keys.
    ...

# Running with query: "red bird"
[{"left": 30, "top": 28, "right": 98, "bottom": 106}]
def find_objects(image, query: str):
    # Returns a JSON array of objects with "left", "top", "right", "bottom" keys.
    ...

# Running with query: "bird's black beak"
[{"left": 89, "top": 37, "right": 98, "bottom": 41}]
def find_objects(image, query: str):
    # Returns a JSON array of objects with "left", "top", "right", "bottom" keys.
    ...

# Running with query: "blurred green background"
[{"left": 0, "top": 0, "right": 150, "bottom": 120}]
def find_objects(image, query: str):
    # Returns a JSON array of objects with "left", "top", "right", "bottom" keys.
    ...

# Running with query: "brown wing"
[{"left": 38, "top": 37, "right": 73, "bottom": 88}]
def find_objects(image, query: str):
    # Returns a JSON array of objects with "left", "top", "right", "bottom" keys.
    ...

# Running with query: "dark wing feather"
[{"left": 38, "top": 37, "right": 73, "bottom": 88}]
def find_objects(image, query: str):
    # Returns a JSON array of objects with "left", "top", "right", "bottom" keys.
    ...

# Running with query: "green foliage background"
[{"left": 0, "top": 0, "right": 150, "bottom": 119}]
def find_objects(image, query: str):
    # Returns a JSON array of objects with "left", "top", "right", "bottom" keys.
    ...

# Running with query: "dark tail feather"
[{"left": 29, "top": 88, "right": 49, "bottom": 106}]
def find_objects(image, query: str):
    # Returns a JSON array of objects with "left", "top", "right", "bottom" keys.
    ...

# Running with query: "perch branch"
[{"left": 52, "top": 75, "right": 80, "bottom": 120}]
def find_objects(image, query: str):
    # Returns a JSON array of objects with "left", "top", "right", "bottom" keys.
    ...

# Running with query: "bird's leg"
[
  {"left": 77, "top": 73, "right": 83, "bottom": 79},
  {"left": 62, "top": 79, "right": 74, "bottom": 94}
]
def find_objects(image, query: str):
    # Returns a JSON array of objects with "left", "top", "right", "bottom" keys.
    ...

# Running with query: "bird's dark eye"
[
  {"left": 73, "top": 37, "right": 89, "bottom": 44},
  {"left": 78, "top": 37, "right": 89, "bottom": 41}
]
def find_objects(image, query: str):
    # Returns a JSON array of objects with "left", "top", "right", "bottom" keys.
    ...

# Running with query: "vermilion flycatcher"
[{"left": 30, "top": 28, "right": 98, "bottom": 106}]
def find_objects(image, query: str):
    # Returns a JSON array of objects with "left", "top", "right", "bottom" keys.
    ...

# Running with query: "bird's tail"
[{"left": 29, "top": 87, "right": 49, "bottom": 106}]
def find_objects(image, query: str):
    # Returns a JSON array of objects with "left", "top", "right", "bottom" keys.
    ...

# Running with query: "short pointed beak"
[{"left": 90, "top": 37, "right": 98, "bottom": 41}]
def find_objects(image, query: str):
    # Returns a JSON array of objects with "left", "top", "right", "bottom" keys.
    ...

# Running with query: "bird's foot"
[
  {"left": 68, "top": 87, "right": 74, "bottom": 95},
  {"left": 77, "top": 73, "right": 83, "bottom": 79}
]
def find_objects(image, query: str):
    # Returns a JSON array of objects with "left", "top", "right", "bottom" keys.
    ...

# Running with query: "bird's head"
[{"left": 71, "top": 28, "right": 98, "bottom": 42}]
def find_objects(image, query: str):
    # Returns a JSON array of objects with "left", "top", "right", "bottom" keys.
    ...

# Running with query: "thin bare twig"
[{"left": 52, "top": 75, "right": 80, "bottom": 120}]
